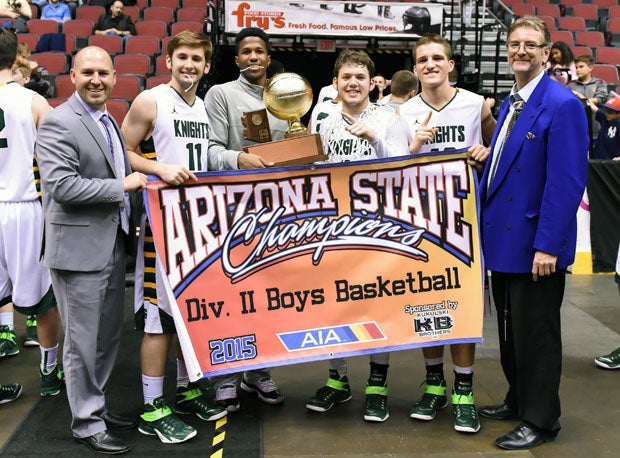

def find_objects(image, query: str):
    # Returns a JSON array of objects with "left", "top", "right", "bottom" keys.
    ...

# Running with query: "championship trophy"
[{"left": 242, "top": 72, "right": 328, "bottom": 166}]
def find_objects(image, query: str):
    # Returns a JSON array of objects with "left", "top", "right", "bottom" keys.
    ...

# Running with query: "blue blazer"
[{"left": 480, "top": 73, "right": 588, "bottom": 273}]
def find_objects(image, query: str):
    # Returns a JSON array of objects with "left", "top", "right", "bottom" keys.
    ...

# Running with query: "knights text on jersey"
[
  {"left": 399, "top": 88, "right": 483, "bottom": 153},
  {"left": 144, "top": 84, "right": 210, "bottom": 171}
]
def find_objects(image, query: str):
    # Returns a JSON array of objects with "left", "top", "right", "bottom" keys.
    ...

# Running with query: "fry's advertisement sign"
[
  {"left": 145, "top": 152, "right": 483, "bottom": 380},
  {"left": 224, "top": 1, "right": 443, "bottom": 39}
]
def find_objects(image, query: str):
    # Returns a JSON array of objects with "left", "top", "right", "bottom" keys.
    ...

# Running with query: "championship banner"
[
  {"left": 224, "top": 1, "right": 443, "bottom": 39},
  {"left": 145, "top": 152, "right": 484, "bottom": 380}
]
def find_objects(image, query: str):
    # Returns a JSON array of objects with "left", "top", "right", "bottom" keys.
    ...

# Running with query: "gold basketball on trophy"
[{"left": 263, "top": 72, "right": 313, "bottom": 137}]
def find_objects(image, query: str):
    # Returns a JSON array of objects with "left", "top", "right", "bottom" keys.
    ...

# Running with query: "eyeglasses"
[{"left": 507, "top": 42, "right": 547, "bottom": 52}]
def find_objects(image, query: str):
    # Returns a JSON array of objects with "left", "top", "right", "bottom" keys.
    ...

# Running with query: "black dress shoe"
[
  {"left": 495, "top": 423, "right": 556, "bottom": 450},
  {"left": 75, "top": 430, "right": 130, "bottom": 455},
  {"left": 103, "top": 412, "right": 137, "bottom": 430},
  {"left": 478, "top": 403, "right": 517, "bottom": 420}
]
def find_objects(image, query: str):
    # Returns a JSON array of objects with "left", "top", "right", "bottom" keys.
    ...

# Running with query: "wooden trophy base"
[{"left": 243, "top": 133, "right": 328, "bottom": 166}]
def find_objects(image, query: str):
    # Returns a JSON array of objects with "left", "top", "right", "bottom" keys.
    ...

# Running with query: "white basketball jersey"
[
  {"left": 310, "top": 99, "right": 341, "bottom": 134},
  {"left": 0, "top": 83, "right": 38, "bottom": 202},
  {"left": 320, "top": 103, "right": 402, "bottom": 163},
  {"left": 145, "top": 84, "right": 210, "bottom": 171},
  {"left": 399, "top": 88, "right": 483, "bottom": 153}
]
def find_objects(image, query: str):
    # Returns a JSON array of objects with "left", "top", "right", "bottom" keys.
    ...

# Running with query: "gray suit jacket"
[{"left": 36, "top": 94, "right": 131, "bottom": 272}]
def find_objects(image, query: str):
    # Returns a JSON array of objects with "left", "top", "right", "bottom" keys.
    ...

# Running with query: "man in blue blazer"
[
  {"left": 478, "top": 17, "right": 588, "bottom": 450},
  {"left": 36, "top": 46, "right": 148, "bottom": 455}
]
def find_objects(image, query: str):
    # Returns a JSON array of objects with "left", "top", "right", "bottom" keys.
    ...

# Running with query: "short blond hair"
[{"left": 12, "top": 55, "right": 31, "bottom": 79}]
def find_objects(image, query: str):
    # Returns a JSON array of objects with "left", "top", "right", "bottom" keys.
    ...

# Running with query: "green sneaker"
[
  {"left": 363, "top": 383, "right": 389, "bottom": 422},
  {"left": 452, "top": 388, "right": 481, "bottom": 433},
  {"left": 306, "top": 370, "right": 352, "bottom": 412},
  {"left": 595, "top": 347, "right": 620, "bottom": 369},
  {"left": 409, "top": 374, "right": 448, "bottom": 421},
  {"left": 40, "top": 363, "right": 64, "bottom": 397},
  {"left": 173, "top": 382, "right": 227, "bottom": 421},
  {"left": 0, "top": 325, "right": 19, "bottom": 357},
  {"left": 24, "top": 316, "right": 39, "bottom": 347},
  {"left": 0, "top": 383, "right": 22, "bottom": 404},
  {"left": 139, "top": 396, "right": 197, "bottom": 444}
]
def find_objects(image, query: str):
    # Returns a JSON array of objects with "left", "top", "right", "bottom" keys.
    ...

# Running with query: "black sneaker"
[
  {"left": 410, "top": 374, "right": 448, "bottom": 420},
  {"left": 306, "top": 370, "right": 352, "bottom": 412}
]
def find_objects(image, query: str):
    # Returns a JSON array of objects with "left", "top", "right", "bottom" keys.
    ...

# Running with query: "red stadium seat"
[
  {"left": 143, "top": 6, "right": 175, "bottom": 25},
  {"left": 592, "top": 64, "right": 619, "bottom": 85},
  {"left": 575, "top": 31, "right": 605, "bottom": 48},
  {"left": 150, "top": 0, "right": 180, "bottom": 8},
  {"left": 170, "top": 21, "right": 203, "bottom": 35},
  {"left": 114, "top": 53, "right": 151, "bottom": 79},
  {"left": 110, "top": 75, "right": 142, "bottom": 101},
  {"left": 27, "top": 19, "right": 60, "bottom": 35},
  {"left": 17, "top": 34, "right": 40, "bottom": 53},
  {"left": 596, "top": 47, "right": 620, "bottom": 66},
  {"left": 62, "top": 19, "right": 94, "bottom": 38},
  {"left": 53, "top": 74, "right": 74, "bottom": 98},
  {"left": 106, "top": 99, "right": 130, "bottom": 126},
  {"left": 135, "top": 20, "right": 168, "bottom": 39},
  {"left": 593, "top": 0, "right": 617, "bottom": 8},
  {"left": 558, "top": 17, "right": 586, "bottom": 33},
  {"left": 88, "top": 35, "right": 123, "bottom": 56},
  {"left": 123, "top": 5, "right": 140, "bottom": 23},
  {"left": 550, "top": 30, "right": 574, "bottom": 46},
  {"left": 182, "top": 0, "right": 206, "bottom": 7},
  {"left": 512, "top": 4, "right": 536, "bottom": 17},
  {"left": 146, "top": 75, "right": 171, "bottom": 89},
  {"left": 155, "top": 54, "right": 171, "bottom": 75},
  {"left": 176, "top": 7, "right": 206, "bottom": 23},
  {"left": 539, "top": 16, "right": 556, "bottom": 31},
  {"left": 63, "top": 34, "right": 76, "bottom": 55},
  {"left": 572, "top": 4, "right": 599, "bottom": 30},
  {"left": 76, "top": 5, "right": 105, "bottom": 23},
  {"left": 571, "top": 46, "right": 594, "bottom": 58},
  {"left": 124, "top": 36, "right": 161, "bottom": 56},
  {"left": 30, "top": 3, "right": 39, "bottom": 20},
  {"left": 607, "top": 18, "right": 620, "bottom": 44},
  {"left": 32, "top": 52, "right": 69, "bottom": 75},
  {"left": 523, "top": 0, "right": 547, "bottom": 7},
  {"left": 536, "top": 4, "right": 561, "bottom": 18},
  {"left": 135, "top": 0, "right": 148, "bottom": 8}
]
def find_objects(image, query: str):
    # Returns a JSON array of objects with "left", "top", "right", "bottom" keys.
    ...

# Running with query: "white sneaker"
[
  {"left": 215, "top": 383, "right": 240, "bottom": 412},
  {"left": 240, "top": 373, "right": 284, "bottom": 405}
]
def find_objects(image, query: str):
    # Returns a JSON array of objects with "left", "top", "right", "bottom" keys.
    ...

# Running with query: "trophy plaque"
[
  {"left": 241, "top": 108, "right": 272, "bottom": 143},
  {"left": 243, "top": 72, "right": 328, "bottom": 165}
]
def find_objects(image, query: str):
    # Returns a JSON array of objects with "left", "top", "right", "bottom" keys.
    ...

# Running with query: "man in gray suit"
[{"left": 36, "top": 46, "right": 148, "bottom": 455}]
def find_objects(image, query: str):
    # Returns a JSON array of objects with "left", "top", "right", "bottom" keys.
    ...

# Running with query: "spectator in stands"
[
  {"left": 372, "top": 73, "right": 389, "bottom": 102},
  {"left": 93, "top": 0, "right": 135, "bottom": 41},
  {"left": 379, "top": 69, "right": 417, "bottom": 112},
  {"left": 0, "top": 0, "right": 32, "bottom": 34},
  {"left": 590, "top": 96, "right": 620, "bottom": 160},
  {"left": 11, "top": 55, "right": 31, "bottom": 86},
  {"left": 568, "top": 54, "right": 608, "bottom": 146},
  {"left": 546, "top": 41, "right": 576, "bottom": 86},
  {"left": 41, "top": 0, "right": 71, "bottom": 22},
  {"left": 17, "top": 41, "right": 51, "bottom": 97}
]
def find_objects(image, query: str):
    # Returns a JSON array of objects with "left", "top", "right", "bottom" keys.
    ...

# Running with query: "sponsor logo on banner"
[{"left": 225, "top": 1, "right": 443, "bottom": 39}]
